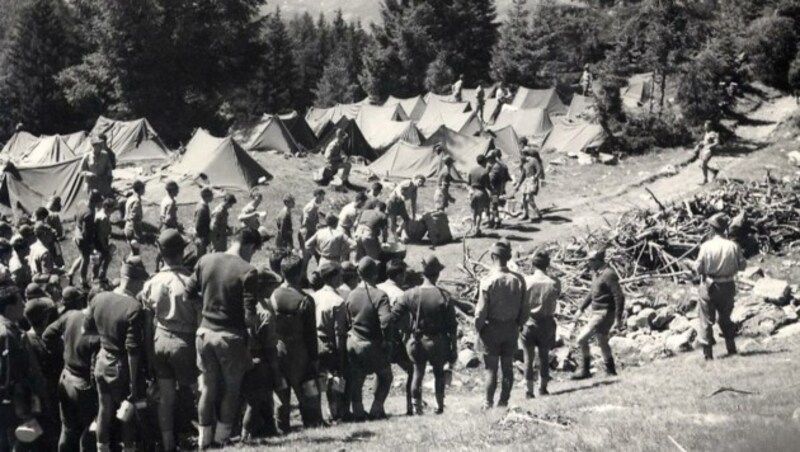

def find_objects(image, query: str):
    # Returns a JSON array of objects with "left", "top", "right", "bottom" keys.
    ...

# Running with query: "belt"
[{"left": 707, "top": 275, "right": 734, "bottom": 283}]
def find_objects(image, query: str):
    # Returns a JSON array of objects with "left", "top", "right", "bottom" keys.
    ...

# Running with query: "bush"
[
  {"left": 742, "top": 16, "right": 797, "bottom": 89},
  {"left": 677, "top": 47, "right": 728, "bottom": 126},
  {"left": 616, "top": 112, "right": 693, "bottom": 155},
  {"left": 789, "top": 52, "right": 800, "bottom": 93}
]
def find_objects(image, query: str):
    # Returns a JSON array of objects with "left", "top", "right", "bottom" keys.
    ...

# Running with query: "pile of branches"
[{"left": 449, "top": 175, "right": 800, "bottom": 317}]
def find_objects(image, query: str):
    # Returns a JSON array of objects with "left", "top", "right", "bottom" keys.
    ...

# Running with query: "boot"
[
  {"left": 498, "top": 376, "right": 513, "bottom": 407},
  {"left": 604, "top": 358, "right": 617, "bottom": 376},
  {"left": 412, "top": 397, "right": 423, "bottom": 416},
  {"left": 571, "top": 357, "right": 592, "bottom": 380},
  {"left": 724, "top": 338, "right": 737, "bottom": 356},
  {"left": 434, "top": 393, "right": 444, "bottom": 415},
  {"left": 702, "top": 345, "right": 714, "bottom": 361},
  {"left": 525, "top": 379, "right": 535, "bottom": 399}
]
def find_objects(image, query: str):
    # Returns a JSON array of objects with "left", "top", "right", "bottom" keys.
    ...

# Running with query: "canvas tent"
[
  {"left": 481, "top": 126, "right": 522, "bottom": 160},
  {"left": 19, "top": 135, "right": 79, "bottom": 165},
  {"left": 355, "top": 104, "right": 422, "bottom": 152},
  {"left": 1, "top": 132, "right": 40, "bottom": 159},
  {"left": 542, "top": 118, "right": 606, "bottom": 155},
  {"left": 490, "top": 108, "right": 553, "bottom": 139},
  {"left": 316, "top": 118, "right": 378, "bottom": 162},
  {"left": 423, "top": 126, "right": 492, "bottom": 174},
  {"left": 276, "top": 111, "right": 317, "bottom": 150},
  {"left": 169, "top": 129, "right": 271, "bottom": 191},
  {"left": 62, "top": 131, "right": 87, "bottom": 150},
  {"left": 0, "top": 157, "right": 86, "bottom": 218},
  {"left": 305, "top": 103, "right": 362, "bottom": 137},
  {"left": 384, "top": 95, "right": 427, "bottom": 121},
  {"left": 622, "top": 72, "right": 654, "bottom": 109},
  {"left": 416, "top": 98, "right": 479, "bottom": 138},
  {"left": 511, "top": 87, "right": 568, "bottom": 116},
  {"left": 367, "top": 142, "right": 445, "bottom": 180},
  {"left": 567, "top": 94, "right": 597, "bottom": 120},
  {"left": 2, "top": 131, "right": 87, "bottom": 162},
  {"left": 86, "top": 116, "right": 171, "bottom": 163},
  {"left": 233, "top": 116, "right": 300, "bottom": 154}
]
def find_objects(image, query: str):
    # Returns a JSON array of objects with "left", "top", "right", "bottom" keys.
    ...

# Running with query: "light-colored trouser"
[{"left": 576, "top": 309, "right": 614, "bottom": 362}]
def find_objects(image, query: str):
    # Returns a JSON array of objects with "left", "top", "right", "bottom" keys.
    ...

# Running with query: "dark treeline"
[{"left": 0, "top": 0, "right": 798, "bottom": 146}]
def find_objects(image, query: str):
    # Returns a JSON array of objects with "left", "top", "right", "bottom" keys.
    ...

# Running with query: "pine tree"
[
  {"left": 261, "top": 8, "right": 297, "bottom": 112},
  {"left": 425, "top": 52, "right": 456, "bottom": 94},
  {"left": 314, "top": 49, "right": 360, "bottom": 107},
  {"left": 490, "top": 0, "right": 537, "bottom": 86},
  {"left": 0, "top": 0, "right": 77, "bottom": 137},
  {"left": 289, "top": 12, "right": 324, "bottom": 111}
]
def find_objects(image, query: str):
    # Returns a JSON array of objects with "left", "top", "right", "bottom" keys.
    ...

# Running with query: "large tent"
[
  {"left": 2, "top": 131, "right": 87, "bottom": 162},
  {"left": 481, "top": 126, "right": 522, "bottom": 160},
  {"left": 276, "top": 111, "right": 318, "bottom": 151},
  {"left": 511, "top": 87, "right": 568, "bottom": 116},
  {"left": 490, "top": 108, "right": 553, "bottom": 138},
  {"left": 384, "top": 95, "right": 427, "bottom": 121},
  {"left": 169, "top": 129, "right": 271, "bottom": 191},
  {"left": 367, "top": 142, "right": 444, "bottom": 180},
  {"left": 232, "top": 116, "right": 300, "bottom": 154},
  {"left": 86, "top": 116, "right": 171, "bottom": 163},
  {"left": 567, "top": 94, "right": 597, "bottom": 120},
  {"left": 355, "top": 104, "right": 422, "bottom": 152},
  {"left": 62, "top": 131, "right": 87, "bottom": 150},
  {"left": 19, "top": 135, "right": 79, "bottom": 165},
  {"left": 316, "top": 118, "right": 378, "bottom": 162},
  {"left": 423, "top": 126, "right": 492, "bottom": 174},
  {"left": 305, "top": 103, "right": 362, "bottom": 137},
  {"left": 622, "top": 72, "right": 654, "bottom": 109},
  {"left": 0, "top": 157, "right": 86, "bottom": 218},
  {"left": 542, "top": 118, "right": 606, "bottom": 155},
  {"left": 416, "top": 98, "right": 480, "bottom": 138}
]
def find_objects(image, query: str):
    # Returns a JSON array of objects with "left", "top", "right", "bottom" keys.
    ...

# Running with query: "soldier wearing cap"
[
  {"left": 312, "top": 261, "right": 349, "bottom": 422},
  {"left": 124, "top": 180, "right": 145, "bottom": 245},
  {"left": 80, "top": 134, "right": 114, "bottom": 197},
  {"left": 188, "top": 228, "right": 261, "bottom": 448},
  {"left": 386, "top": 175, "right": 425, "bottom": 242},
  {"left": 271, "top": 255, "right": 322, "bottom": 430},
  {"left": 475, "top": 241, "right": 526, "bottom": 409},
  {"left": 520, "top": 251, "right": 561, "bottom": 397},
  {"left": 194, "top": 187, "right": 214, "bottom": 258},
  {"left": 305, "top": 215, "right": 356, "bottom": 266},
  {"left": 468, "top": 154, "right": 491, "bottom": 237},
  {"left": 354, "top": 202, "right": 388, "bottom": 261},
  {"left": 512, "top": 140, "right": 545, "bottom": 221},
  {"left": 345, "top": 257, "right": 393, "bottom": 421},
  {"left": 392, "top": 255, "right": 458, "bottom": 414},
  {"left": 573, "top": 249, "right": 625, "bottom": 380},
  {"left": 694, "top": 213, "right": 746, "bottom": 360},
  {"left": 210, "top": 194, "right": 237, "bottom": 253},
  {"left": 139, "top": 229, "right": 200, "bottom": 452},
  {"left": 377, "top": 259, "right": 414, "bottom": 415},
  {"left": 84, "top": 257, "right": 149, "bottom": 452},
  {"left": 160, "top": 180, "right": 180, "bottom": 231},
  {"left": 43, "top": 286, "right": 100, "bottom": 451}
]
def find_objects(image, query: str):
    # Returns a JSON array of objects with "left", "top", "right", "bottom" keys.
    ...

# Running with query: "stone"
[
  {"left": 626, "top": 315, "right": 639, "bottom": 331},
  {"left": 458, "top": 350, "right": 480, "bottom": 369},
  {"left": 577, "top": 152, "right": 595, "bottom": 165},
  {"left": 775, "top": 322, "right": 800, "bottom": 339},
  {"left": 554, "top": 347, "right": 576, "bottom": 372},
  {"left": 731, "top": 303, "right": 762, "bottom": 325},
  {"left": 753, "top": 278, "right": 791, "bottom": 305},
  {"left": 788, "top": 150, "right": 800, "bottom": 167},
  {"left": 651, "top": 307, "right": 676, "bottom": 330},
  {"left": 665, "top": 329, "right": 695, "bottom": 353},
  {"left": 633, "top": 308, "right": 656, "bottom": 330},
  {"left": 783, "top": 305, "right": 799, "bottom": 323},
  {"left": 677, "top": 297, "right": 698, "bottom": 315},
  {"left": 739, "top": 304, "right": 790, "bottom": 337},
  {"left": 741, "top": 266, "right": 765, "bottom": 281},
  {"left": 668, "top": 315, "right": 693, "bottom": 334},
  {"left": 609, "top": 336, "right": 639, "bottom": 358},
  {"left": 792, "top": 408, "right": 800, "bottom": 425},
  {"left": 599, "top": 153, "right": 618, "bottom": 165}
]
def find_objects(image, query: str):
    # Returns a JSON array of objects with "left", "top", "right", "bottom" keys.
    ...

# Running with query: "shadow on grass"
[
  {"left": 551, "top": 379, "right": 619, "bottom": 396},
  {"left": 737, "top": 348, "right": 789, "bottom": 357}
]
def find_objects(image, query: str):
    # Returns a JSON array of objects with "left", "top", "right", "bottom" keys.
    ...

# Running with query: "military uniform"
[
  {"left": 242, "top": 305, "right": 280, "bottom": 438},
  {"left": 124, "top": 194, "right": 143, "bottom": 242},
  {"left": 354, "top": 209, "right": 386, "bottom": 260},
  {"left": 160, "top": 195, "right": 179, "bottom": 231},
  {"left": 305, "top": 227, "right": 355, "bottom": 266},
  {"left": 210, "top": 205, "right": 230, "bottom": 253},
  {"left": 521, "top": 269, "right": 561, "bottom": 395},
  {"left": 576, "top": 265, "right": 625, "bottom": 376},
  {"left": 194, "top": 201, "right": 211, "bottom": 257},
  {"left": 313, "top": 284, "right": 348, "bottom": 421}
]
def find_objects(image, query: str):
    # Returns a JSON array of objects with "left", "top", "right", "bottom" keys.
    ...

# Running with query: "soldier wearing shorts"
[
  {"left": 188, "top": 228, "right": 262, "bottom": 448},
  {"left": 139, "top": 229, "right": 201, "bottom": 452},
  {"left": 512, "top": 140, "right": 544, "bottom": 221},
  {"left": 520, "top": 252, "right": 560, "bottom": 397},
  {"left": 475, "top": 242, "right": 526, "bottom": 409},
  {"left": 124, "top": 180, "right": 145, "bottom": 245},
  {"left": 84, "top": 258, "right": 149, "bottom": 452},
  {"left": 468, "top": 155, "right": 491, "bottom": 237},
  {"left": 694, "top": 121, "right": 720, "bottom": 185}
]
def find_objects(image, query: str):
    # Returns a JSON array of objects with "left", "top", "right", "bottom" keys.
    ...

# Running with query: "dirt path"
[{"left": 412, "top": 95, "right": 797, "bottom": 283}]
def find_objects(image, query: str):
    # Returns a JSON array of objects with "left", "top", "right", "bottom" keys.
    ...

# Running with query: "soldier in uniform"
[
  {"left": 512, "top": 140, "right": 545, "bottom": 221},
  {"left": 377, "top": 260, "right": 414, "bottom": 415},
  {"left": 194, "top": 188, "right": 213, "bottom": 258},
  {"left": 210, "top": 194, "right": 237, "bottom": 253},
  {"left": 124, "top": 180, "right": 145, "bottom": 246},
  {"left": 520, "top": 252, "right": 560, "bottom": 397}
]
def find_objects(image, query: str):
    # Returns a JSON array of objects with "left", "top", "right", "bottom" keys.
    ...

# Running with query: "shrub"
[
  {"left": 616, "top": 112, "right": 693, "bottom": 155},
  {"left": 789, "top": 52, "right": 800, "bottom": 94},
  {"left": 742, "top": 16, "right": 797, "bottom": 89}
]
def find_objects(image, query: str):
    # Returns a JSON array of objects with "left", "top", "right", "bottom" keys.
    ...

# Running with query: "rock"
[
  {"left": 554, "top": 347, "right": 576, "bottom": 372},
  {"left": 577, "top": 152, "right": 595, "bottom": 165},
  {"left": 651, "top": 307, "right": 676, "bottom": 330},
  {"left": 732, "top": 303, "right": 762, "bottom": 325},
  {"left": 739, "top": 304, "right": 790, "bottom": 337},
  {"left": 775, "top": 322, "right": 800, "bottom": 339},
  {"left": 788, "top": 150, "right": 800, "bottom": 167},
  {"left": 668, "top": 315, "right": 693, "bottom": 334},
  {"left": 753, "top": 278, "right": 791, "bottom": 305},
  {"left": 458, "top": 350, "right": 480, "bottom": 369},
  {"left": 677, "top": 297, "right": 698, "bottom": 315},
  {"left": 792, "top": 408, "right": 800, "bottom": 425},
  {"left": 633, "top": 308, "right": 656, "bottom": 330},
  {"left": 665, "top": 329, "right": 696, "bottom": 353},
  {"left": 630, "top": 303, "right": 643, "bottom": 315},
  {"left": 609, "top": 336, "right": 639, "bottom": 358},
  {"left": 599, "top": 153, "right": 618, "bottom": 165},
  {"left": 783, "top": 305, "right": 799, "bottom": 323},
  {"left": 741, "top": 266, "right": 765, "bottom": 281},
  {"left": 626, "top": 315, "right": 639, "bottom": 331},
  {"left": 659, "top": 165, "right": 678, "bottom": 176}
]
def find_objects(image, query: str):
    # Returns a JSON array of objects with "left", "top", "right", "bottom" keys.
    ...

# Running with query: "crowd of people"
[{"left": 0, "top": 121, "right": 748, "bottom": 452}]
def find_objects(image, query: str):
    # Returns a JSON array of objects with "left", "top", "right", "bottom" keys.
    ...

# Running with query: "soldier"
[
  {"left": 386, "top": 176, "right": 425, "bottom": 242},
  {"left": 468, "top": 155, "right": 491, "bottom": 237},
  {"left": 305, "top": 215, "right": 356, "bottom": 266},
  {"left": 160, "top": 180, "right": 180, "bottom": 231},
  {"left": 573, "top": 249, "right": 625, "bottom": 380},
  {"left": 139, "top": 230, "right": 201, "bottom": 452},
  {"left": 323, "top": 129, "right": 351, "bottom": 185},
  {"left": 338, "top": 192, "right": 367, "bottom": 238},
  {"left": 475, "top": 241, "right": 526, "bottom": 409},
  {"left": 194, "top": 187, "right": 213, "bottom": 258},
  {"left": 392, "top": 256, "right": 458, "bottom": 414},
  {"left": 67, "top": 191, "right": 101, "bottom": 288},
  {"left": 93, "top": 198, "right": 115, "bottom": 282},
  {"left": 80, "top": 135, "right": 114, "bottom": 197},
  {"left": 377, "top": 260, "right": 413, "bottom": 415},
  {"left": 124, "top": 180, "right": 145, "bottom": 246},
  {"left": 271, "top": 255, "right": 321, "bottom": 430},
  {"left": 300, "top": 189, "right": 325, "bottom": 250},
  {"left": 84, "top": 258, "right": 149, "bottom": 452},
  {"left": 487, "top": 150, "right": 511, "bottom": 228},
  {"left": 28, "top": 223, "right": 57, "bottom": 280},
  {"left": 276, "top": 195, "right": 295, "bottom": 251},
  {"left": 210, "top": 194, "right": 237, "bottom": 252},
  {"left": 695, "top": 121, "right": 721, "bottom": 185},
  {"left": 520, "top": 251, "right": 561, "bottom": 397},
  {"left": 354, "top": 202, "right": 388, "bottom": 261},
  {"left": 345, "top": 257, "right": 393, "bottom": 421},
  {"left": 238, "top": 192, "right": 266, "bottom": 232},
  {"left": 694, "top": 213, "right": 747, "bottom": 360},
  {"left": 512, "top": 140, "right": 545, "bottom": 221}
]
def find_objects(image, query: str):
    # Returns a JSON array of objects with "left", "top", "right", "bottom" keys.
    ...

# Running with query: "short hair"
[
  {"left": 224, "top": 194, "right": 237, "bottom": 205},
  {"left": 102, "top": 198, "right": 116, "bottom": 209},
  {"left": 476, "top": 154, "right": 487, "bottom": 165},
  {"left": 374, "top": 201, "right": 387, "bottom": 212},
  {"left": 132, "top": 180, "right": 145, "bottom": 192},
  {"left": 200, "top": 187, "right": 213, "bottom": 198},
  {"left": 313, "top": 188, "right": 326, "bottom": 197},
  {"left": 34, "top": 207, "right": 49, "bottom": 221},
  {"left": 280, "top": 255, "right": 304, "bottom": 281},
  {"left": 355, "top": 192, "right": 368, "bottom": 203},
  {"left": 370, "top": 182, "right": 383, "bottom": 192},
  {"left": 385, "top": 259, "right": 407, "bottom": 280},
  {"left": 239, "top": 227, "right": 263, "bottom": 249},
  {"left": 325, "top": 214, "right": 339, "bottom": 228},
  {"left": 269, "top": 250, "right": 288, "bottom": 274},
  {"left": 89, "top": 191, "right": 103, "bottom": 205},
  {"left": 283, "top": 194, "right": 295, "bottom": 205},
  {"left": 0, "top": 286, "right": 21, "bottom": 312}
]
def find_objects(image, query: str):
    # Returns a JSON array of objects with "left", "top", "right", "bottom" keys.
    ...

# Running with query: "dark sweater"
[
  {"left": 188, "top": 252, "right": 258, "bottom": 334},
  {"left": 345, "top": 284, "right": 391, "bottom": 343},
  {"left": 580, "top": 266, "right": 625, "bottom": 320},
  {"left": 85, "top": 291, "right": 143, "bottom": 355},
  {"left": 43, "top": 309, "right": 100, "bottom": 380}
]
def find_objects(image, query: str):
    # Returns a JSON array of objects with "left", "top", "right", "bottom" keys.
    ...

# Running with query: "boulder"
[
  {"left": 788, "top": 150, "right": 800, "bottom": 167},
  {"left": 665, "top": 329, "right": 695, "bottom": 353},
  {"left": 753, "top": 278, "right": 791, "bottom": 305},
  {"left": 651, "top": 307, "right": 676, "bottom": 330},
  {"left": 458, "top": 349, "right": 480, "bottom": 369},
  {"left": 633, "top": 308, "right": 656, "bottom": 330},
  {"left": 668, "top": 315, "right": 693, "bottom": 334},
  {"left": 599, "top": 153, "right": 618, "bottom": 165},
  {"left": 739, "top": 304, "right": 790, "bottom": 337},
  {"left": 677, "top": 297, "right": 698, "bottom": 315},
  {"left": 783, "top": 305, "right": 799, "bottom": 323},
  {"left": 609, "top": 336, "right": 639, "bottom": 359},
  {"left": 741, "top": 266, "right": 765, "bottom": 281},
  {"left": 577, "top": 152, "right": 595, "bottom": 165},
  {"left": 554, "top": 347, "right": 576, "bottom": 372}
]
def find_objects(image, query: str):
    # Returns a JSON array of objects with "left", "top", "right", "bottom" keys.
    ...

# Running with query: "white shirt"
[{"left": 377, "top": 280, "right": 404, "bottom": 307}]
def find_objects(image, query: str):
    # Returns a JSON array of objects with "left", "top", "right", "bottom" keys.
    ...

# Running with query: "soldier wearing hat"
[
  {"left": 124, "top": 180, "right": 145, "bottom": 245},
  {"left": 694, "top": 213, "right": 746, "bottom": 360},
  {"left": 80, "top": 134, "right": 115, "bottom": 197},
  {"left": 160, "top": 180, "right": 180, "bottom": 231},
  {"left": 573, "top": 248, "right": 625, "bottom": 380},
  {"left": 475, "top": 241, "right": 527, "bottom": 409},
  {"left": 84, "top": 257, "right": 149, "bottom": 452},
  {"left": 345, "top": 257, "right": 394, "bottom": 421},
  {"left": 520, "top": 251, "right": 561, "bottom": 397},
  {"left": 468, "top": 154, "right": 491, "bottom": 237},
  {"left": 188, "top": 227, "right": 261, "bottom": 448},
  {"left": 312, "top": 261, "right": 348, "bottom": 422},
  {"left": 391, "top": 255, "right": 458, "bottom": 414},
  {"left": 139, "top": 229, "right": 199, "bottom": 452},
  {"left": 271, "top": 255, "right": 322, "bottom": 430},
  {"left": 210, "top": 194, "right": 237, "bottom": 253}
]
